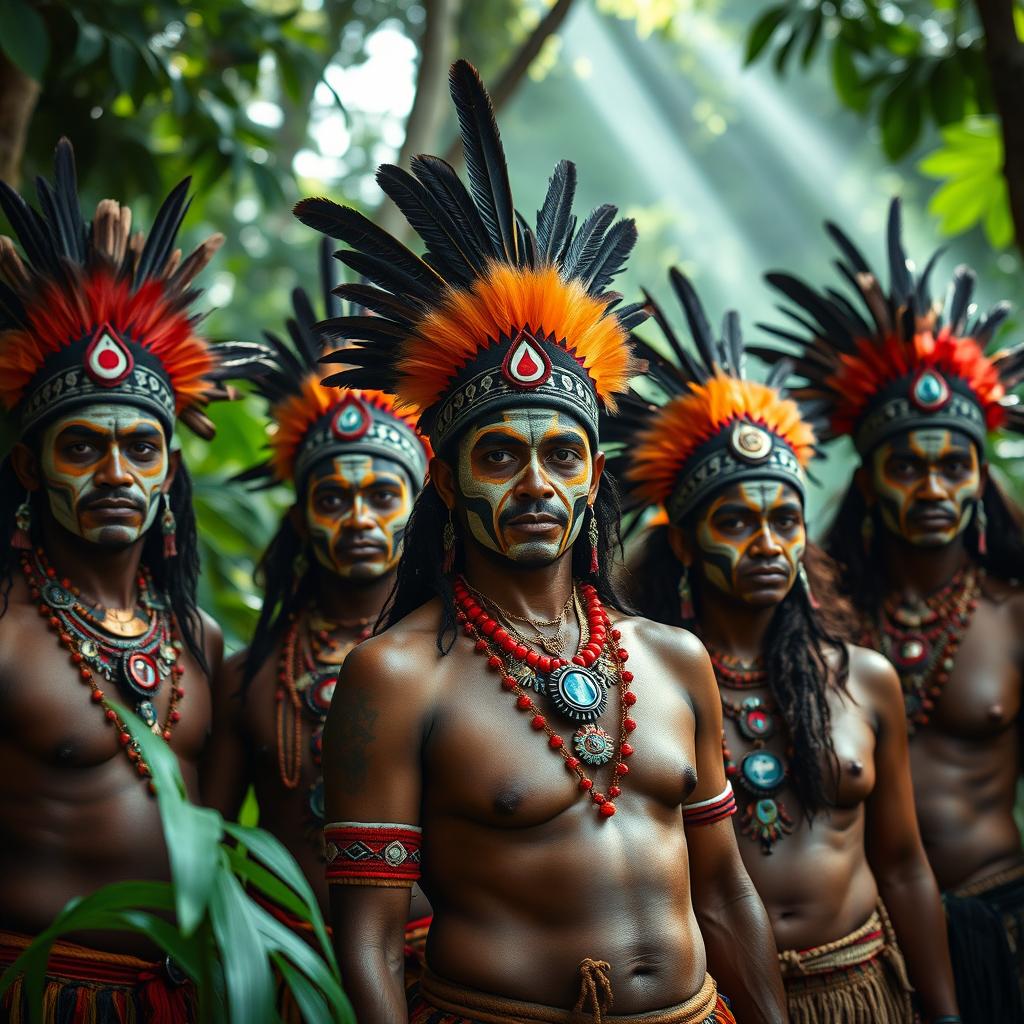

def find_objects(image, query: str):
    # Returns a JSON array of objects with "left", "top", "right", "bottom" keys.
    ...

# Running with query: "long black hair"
[
  {"left": 383, "top": 467, "right": 636, "bottom": 654},
  {"left": 0, "top": 450, "right": 208, "bottom": 675},
  {"left": 629, "top": 523, "right": 851, "bottom": 817},
  {"left": 241, "top": 511, "right": 313, "bottom": 687},
  {"left": 824, "top": 470, "right": 1024, "bottom": 617}
]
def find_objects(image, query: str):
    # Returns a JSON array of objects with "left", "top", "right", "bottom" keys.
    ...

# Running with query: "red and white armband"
[
  {"left": 682, "top": 782, "right": 737, "bottom": 827},
  {"left": 323, "top": 821, "right": 422, "bottom": 887}
]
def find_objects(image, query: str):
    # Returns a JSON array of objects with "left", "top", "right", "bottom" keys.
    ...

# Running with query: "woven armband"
[
  {"left": 324, "top": 822, "right": 422, "bottom": 887},
  {"left": 683, "top": 782, "right": 736, "bottom": 827}
]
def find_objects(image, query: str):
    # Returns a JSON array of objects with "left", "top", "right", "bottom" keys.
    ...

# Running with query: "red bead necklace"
[
  {"left": 705, "top": 643, "right": 768, "bottom": 689},
  {"left": 21, "top": 548, "right": 185, "bottom": 793},
  {"left": 453, "top": 577, "right": 636, "bottom": 817}
]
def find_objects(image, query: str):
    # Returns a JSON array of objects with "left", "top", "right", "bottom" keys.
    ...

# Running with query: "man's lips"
[
  {"left": 908, "top": 507, "right": 958, "bottom": 529},
  {"left": 742, "top": 566, "right": 791, "bottom": 583},
  {"left": 337, "top": 539, "right": 386, "bottom": 556},
  {"left": 505, "top": 512, "right": 564, "bottom": 530},
  {"left": 83, "top": 497, "right": 145, "bottom": 516}
]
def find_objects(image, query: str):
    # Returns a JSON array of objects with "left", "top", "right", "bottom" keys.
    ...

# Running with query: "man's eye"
[
  {"left": 317, "top": 493, "right": 343, "bottom": 510},
  {"left": 551, "top": 448, "right": 581, "bottom": 463},
  {"left": 484, "top": 451, "right": 513, "bottom": 465},
  {"left": 66, "top": 443, "right": 94, "bottom": 457},
  {"left": 129, "top": 442, "right": 157, "bottom": 456},
  {"left": 371, "top": 491, "right": 399, "bottom": 508},
  {"left": 717, "top": 516, "right": 746, "bottom": 532},
  {"left": 775, "top": 515, "right": 798, "bottom": 530}
]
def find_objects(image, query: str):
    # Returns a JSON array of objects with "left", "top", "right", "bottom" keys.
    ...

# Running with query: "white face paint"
[
  {"left": 39, "top": 403, "right": 170, "bottom": 546},
  {"left": 456, "top": 406, "right": 594, "bottom": 566},
  {"left": 303, "top": 452, "right": 413, "bottom": 580}
]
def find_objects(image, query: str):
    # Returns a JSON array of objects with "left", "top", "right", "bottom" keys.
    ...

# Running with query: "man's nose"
[
  {"left": 749, "top": 521, "right": 783, "bottom": 556},
  {"left": 345, "top": 494, "right": 376, "bottom": 529},
  {"left": 514, "top": 454, "right": 555, "bottom": 501},
  {"left": 92, "top": 445, "right": 133, "bottom": 487}
]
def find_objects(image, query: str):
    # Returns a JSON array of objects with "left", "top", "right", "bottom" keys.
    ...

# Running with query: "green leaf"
[
  {"left": 745, "top": 4, "right": 789, "bottom": 66},
  {"left": 983, "top": 180, "right": 1015, "bottom": 248},
  {"left": 115, "top": 706, "right": 222, "bottom": 936},
  {"left": 70, "top": 14, "right": 104, "bottom": 70},
  {"left": 800, "top": 9, "right": 823, "bottom": 68},
  {"left": 880, "top": 75, "right": 924, "bottom": 160},
  {"left": 222, "top": 822, "right": 334, "bottom": 968},
  {"left": 208, "top": 855, "right": 277, "bottom": 1024},
  {"left": 273, "top": 953, "right": 332, "bottom": 1024},
  {"left": 0, "top": 0, "right": 49, "bottom": 81},
  {"left": 929, "top": 57, "right": 966, "bottom": 126},
  {"left": 224, "top": 846, "right": 309, "bottom": 922},
  {"left": 831, "top": 38, "right": 868, "bottom": 112},
  {"left": 773, "top": 24, "right": 800, "bottom": 74}
]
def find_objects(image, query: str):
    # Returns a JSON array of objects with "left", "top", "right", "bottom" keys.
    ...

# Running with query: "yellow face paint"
[
  {"left": 39, "top": 403, "right": 169, "bottom": 546},
  {"left": 456, "top": 407, "right": 593, "bottom": 566},
  {"left": 870, "top": 428, "right": 981, "bottom": 547},
  {"left": 694, "top": 481, "right": 806, "bottom": 605},
  {"left": 303, "top": 453, "right": 413, "bottom": 580}
]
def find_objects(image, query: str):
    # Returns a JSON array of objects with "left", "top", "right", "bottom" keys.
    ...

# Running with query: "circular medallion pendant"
[
  {"left": 738, "top": 697, "right": 775, "bottom": 741},
  {"left": 304, "top": 670, "right": 337, "bottom": 717},
  {"left": 739, "top": 750, "right": 785, "bottom": 795},
  {"left": 894, "top": 638, "right": 928, "bottom": 668},
  {"left": 546, "top": 665, "right": 607, "bottom": 722},
  {"left": 124, "top": 651, "right": 160, "bottom": 694},
  {"left": 754, "top": 798, "right": 779, "bottom": 825},
  {"left": 573, "top": 724, "right": 616, "bottom": 766}
]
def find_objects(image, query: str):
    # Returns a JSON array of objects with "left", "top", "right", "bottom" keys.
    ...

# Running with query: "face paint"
[
  {"left": 456, "top": 407, "right": 594, "bottom": 566},
  {"left": 304, "top": 453, "right": 413, "bottom": 580},
  {"left": 39, "top": 403, "right": 169, "bottom": 547},
  {"left": 870, "top": 428, "right": 981, "bottom": 548},
  {"left": 694, "top": 481, "right": 806, "bottom": 606}
]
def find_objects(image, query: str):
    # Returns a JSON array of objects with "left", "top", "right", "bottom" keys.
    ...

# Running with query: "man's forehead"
[
  {"left": 46, "top": 402, "right": 165, "bottom": 437},
  {"left": 888, "top": 427, "right": 975, "bottom": 455},
  {"left": 711, "top": 480, "right": 799, "bottom": 511},
  {"left": 469, "top": 406, "right": 588, "bottom": 439},
  {"left": 310, "top": 452, "right": 408, "bottom": 485}
]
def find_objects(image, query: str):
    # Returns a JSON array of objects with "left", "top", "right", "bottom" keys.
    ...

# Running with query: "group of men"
[{"left": 0, "top": 57, "right": 1021, "bottom": 1024}]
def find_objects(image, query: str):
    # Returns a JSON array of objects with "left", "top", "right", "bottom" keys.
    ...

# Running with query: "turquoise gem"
[
  {"left": 755, "top": 799, "right": 779, "bottom": 825},
  {"left": 740, "top": 750, "right": 785, "bottom": 793},
  {"left": 914, "top": 372, "right": 944, "bottom": 406},
  {"left": 563, "top": 670, "right": 600, "bottom": 707},
  {"left": 339, "top": 406, "right": 361, "bottom": 429}
]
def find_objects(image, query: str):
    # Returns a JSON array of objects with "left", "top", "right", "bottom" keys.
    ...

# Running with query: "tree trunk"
[
  {"left": 973, "top": 0, "right": 1024, "bottom": 257},
  {"left": 0, "top": 53, "right": 41, "bottom": 187},
  {"left": 379, "top": 0, "right": 461, "bottom": 236},
  {"left": 441, "top": 0, "right": 580, "bottom": 166}
]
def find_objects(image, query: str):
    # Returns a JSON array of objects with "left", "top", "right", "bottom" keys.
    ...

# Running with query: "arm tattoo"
[{"left": 334, "top": 689, "right": 379, "bottom": 791}]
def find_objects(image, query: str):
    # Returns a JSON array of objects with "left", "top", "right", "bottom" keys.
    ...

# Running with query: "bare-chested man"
[
  {"left": 762, "top": 199, "right": 1024, "bottom": 1022},
  {"left": 607, "top": 270, "right": 959, "bottom": 1022},
  {"left": 0, "top": 140, "right": 263, "bottom": 1020},
  {"left": 295, "top": 59, "right": 787, "bottom": 1024},
  {"left": 203, "top": 260, "right": 432, "bottom": 988}
]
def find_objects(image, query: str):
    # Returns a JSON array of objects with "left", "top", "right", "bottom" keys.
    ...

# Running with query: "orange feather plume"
[
  {"left": 0, "top": 273, "right": 213, "bottom": 414},
  {"left": 398, "top": 263, "right": 639, "bottom": 416},
  {"left": 625, "top": 374, "right": 817, "bottom": 507},
  {"left": 826, "top": 328, "right": 1006, "bottom": 435},
  {"left": 268, "top": 374, "right": 429, "bottom": 482}
]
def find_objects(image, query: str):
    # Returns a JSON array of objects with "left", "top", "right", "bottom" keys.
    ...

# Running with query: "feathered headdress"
[
  {"left": 604, "top": 269, "right": 818, "bottom": 524},
  {"left": 0, "top": 138, "right": 266, "bottom": 439},
  {"left": 756, "top": 198, "right": 1023, "bottom": 456},
  {"left": 234, "top": 240, "right": 430, "bottom": 490},
  {"left": 294, "top": 59, "right": 646, "bottom": 451}
]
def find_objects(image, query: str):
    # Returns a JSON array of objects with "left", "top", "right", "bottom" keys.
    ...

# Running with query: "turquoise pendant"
[
  {"left": 546, "top": 664, "right": 607, "bottom": 722},
  {"left": 573, "top": 724, "right": 616, "bottom": 766}
]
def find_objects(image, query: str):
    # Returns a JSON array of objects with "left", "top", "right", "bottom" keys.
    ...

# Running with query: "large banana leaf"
[{"left": 0, "top": 707, "right": 355, "bottom": 1024}]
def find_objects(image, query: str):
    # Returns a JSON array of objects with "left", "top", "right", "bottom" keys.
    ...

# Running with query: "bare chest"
[
  {"left": 0, "top": 605, "right": 210, "bottom": 773},
  {"left": 424, "top": 641, "right": 698, "bottom": 828}
]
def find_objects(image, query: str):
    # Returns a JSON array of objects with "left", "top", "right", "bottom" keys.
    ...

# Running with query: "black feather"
[
  {"left": 536, "top": 160, "right": 577, "bottom": 262},
  {"left": 134, "top": 177, "right": 191, "bottom": 285},
  {"left": 0, "top": 181, "right": 59, "bottom": 275},
  {"left": 581, "top": 218, "right": 637, "bottom": 296},
  {"left": 410, "top": 154, "right": 494, "bottom": 263},
  {"left": 319, "top": 237, "right": 339, "bottom": 319},
  {"left": 825, "top": 219, "right": 871, "bottom": 275},
  {"left": 561, "top": 204, "right": 615, "bottom": 282},
  {"left": 448, "top": 59, "right": 517, "bottom": 262},
  {"left": 886, "top": 198, "right": 913, "bottom": 303},
  {"left": 946, "top": 264, "right": 976, "bottom": 334},
  {"left": 669, "top": 268, "right": 718, "bottom": 373}
]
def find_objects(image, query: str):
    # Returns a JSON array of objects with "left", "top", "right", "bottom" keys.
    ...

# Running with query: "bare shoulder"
[
  {"left": 846, "top": 642, "right": 902, "bottom": 718},
  {"left": 340, "top": 597, "right": 447, "bottom": 701},
  {"left": 613, "top": 610, "right": 710, "bottom": 672},
  {"left": 197, "top": 608, "right": 224, "bottom": 672}
]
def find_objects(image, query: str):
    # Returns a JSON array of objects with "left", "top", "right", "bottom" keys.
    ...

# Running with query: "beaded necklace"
[
  {"left": 453, "top": 577, "right": 636, "bottom": 818},
  {"left": 276, "top": 608, "right": 370, "bottom": 832},
  {"left": 21, "top": 548, "right": 185, "bottom": 791},
  {"left": 709, "top": 647, "right": 793, "bottom": 853},
  {"left": 861, "top": 566, "right": 982, "bottom": 734}
]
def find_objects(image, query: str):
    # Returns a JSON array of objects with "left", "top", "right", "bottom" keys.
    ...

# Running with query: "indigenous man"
[
  {"left": 295, "top": 59, "right": 788, "bottom": 1024},
  {"left": 0, "top": 140, "right": 264, "bottom": 1021},
  {"left": 605, "top": 269, "right": 960, "bottom": 1023},
  {"left": 761, "top": 199, "right": 1024, "bottom": 1023},
  {"left": 203, "top": 246, "right": 432, "bottom": 996}
]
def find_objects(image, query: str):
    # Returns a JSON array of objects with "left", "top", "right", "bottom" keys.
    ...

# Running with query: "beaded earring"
[
  {"left": 588, "top": 505, "right": 599, "bottom": 575},
  {"left": 861, "top": 511, "right": 874, "bottom": 554},
  {"left": 12, "top": 499, "right": 31, "bottom": 550},
  {"left": 678, "top": 566, "right": 695, "bottom": 620},
  {"left": 161, "top": 495, "right": 178, "bottom": 558},
  {"left": 442, "top": 509, "right": 456, "bottom": 574}
]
